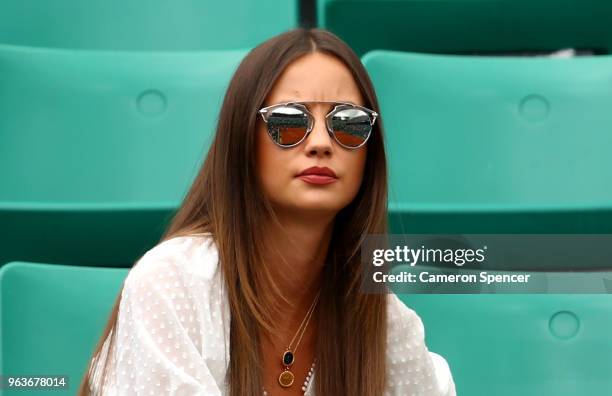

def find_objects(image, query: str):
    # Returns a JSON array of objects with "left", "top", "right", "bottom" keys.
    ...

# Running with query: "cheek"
[
  {"left": 256, "top": 125, "right": 285, "bottom": 196},
  {"left": 342, "top": 147, "right": 368, "bottom": 198},
  {"left": 256, "top": 126, "right": 272, "bottom": 183}
]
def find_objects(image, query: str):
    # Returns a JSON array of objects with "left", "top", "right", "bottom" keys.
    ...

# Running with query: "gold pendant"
[{"left": 278, "top": 369, "right": 294, "bottom": 387}]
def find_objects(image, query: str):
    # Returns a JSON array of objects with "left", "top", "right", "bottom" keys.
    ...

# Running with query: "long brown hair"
[{"left": 79, "top": 27, "right": 389, "bottom": 396}]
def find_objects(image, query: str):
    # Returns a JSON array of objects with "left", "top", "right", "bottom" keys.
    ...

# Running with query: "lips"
[
  {"left": 296, "top": 166, "right": 338, "bottom": 185},
  {"left": 297, "top": 166, "right": 337, "bottom": 178}
]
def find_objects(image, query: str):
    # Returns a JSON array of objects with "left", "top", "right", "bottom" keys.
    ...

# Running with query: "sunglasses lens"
[
  {"left": 266, "top": 106, "right": 310, "bottom": 146},
  {"left": 329, "top": 108, "right": 372, "bottom": 148}
]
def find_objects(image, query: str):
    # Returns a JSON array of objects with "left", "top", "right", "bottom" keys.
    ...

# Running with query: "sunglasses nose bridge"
[{"left": 303, "top": 111, "right": 334, "bottom": 147}]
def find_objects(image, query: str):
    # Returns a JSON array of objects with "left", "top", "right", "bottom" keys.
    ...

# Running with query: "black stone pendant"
[{"left": 282, "top": 350, "right": 295, "bottom": 366}]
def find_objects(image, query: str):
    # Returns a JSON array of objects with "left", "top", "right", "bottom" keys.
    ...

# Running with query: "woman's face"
[{"left": 256, "top": 52, "right": 368, "bottom": 217}]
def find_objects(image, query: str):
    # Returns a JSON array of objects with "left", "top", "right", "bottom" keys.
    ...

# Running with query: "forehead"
[{"left": 264, "top": 52, "right": 365, "bottom": 107}]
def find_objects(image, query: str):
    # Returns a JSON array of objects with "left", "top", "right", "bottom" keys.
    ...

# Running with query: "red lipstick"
[{"left": 296, "top": 166, "right": 338, "bottom": 185}]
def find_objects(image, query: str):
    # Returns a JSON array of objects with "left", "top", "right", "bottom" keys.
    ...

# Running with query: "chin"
[
  {"left": 293, "top": 198, "right": 346, "bottom": 214},
  {"left": 270, "top": 197, "right": 337, "bottom": 213}
]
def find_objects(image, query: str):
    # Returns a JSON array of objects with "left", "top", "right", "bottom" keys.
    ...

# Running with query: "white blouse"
[{"left": 95, "top": 233, "right": 456, "bottom": 396}]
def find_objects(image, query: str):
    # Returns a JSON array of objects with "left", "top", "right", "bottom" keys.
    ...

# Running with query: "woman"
[{"left": 79, "top": 27, "right": 456, "bottom": 396}]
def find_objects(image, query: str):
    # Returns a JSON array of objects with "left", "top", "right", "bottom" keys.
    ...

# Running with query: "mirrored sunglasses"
[{"left": 258, "top": 101, "right": 378, "bottom": 149}]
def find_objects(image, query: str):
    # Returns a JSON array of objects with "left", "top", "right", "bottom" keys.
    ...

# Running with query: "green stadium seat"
[
  {"left": 0, "top": 45, "right": 248, "bottom": 266},
  {"left": 318, "top": 0, "right": 612, "bottom": 56},
  {"left": 398, "top": 293, "right": 612, "bottom": 396},
  {"left": 0, "top": 0, "right": 298, "bottom": 50},
  {"left": 362, "top": 50, "right": 612, "bottom": 234},
  {"left": 0, "top": 262, "right": 128, "bottom": 395}
]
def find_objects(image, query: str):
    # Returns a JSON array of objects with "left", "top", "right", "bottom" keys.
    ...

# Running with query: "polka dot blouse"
[{"left": 92, "top": 233, "right": 456, "bottom": 395}]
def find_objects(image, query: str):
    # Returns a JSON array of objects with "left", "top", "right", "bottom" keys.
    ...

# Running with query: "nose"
[{"left": 302, "top": 109, "right": 333, "bottom": 157}]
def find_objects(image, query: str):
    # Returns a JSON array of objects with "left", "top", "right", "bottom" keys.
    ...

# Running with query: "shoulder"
[
  {"left": 124, "top": 232, "right": 220, "bottom": 289},
  {"left": 117, "top": 232, "right": 228, "bottom": 353},
  {"left": 385, "top": 294, "right": 456, "bottom": 396},
  {"left": 106, "top": 233, "right": 230, "bottom": 393},
  {"left": 120, "top": 233, "right": 223, "bottom": 311},
  {"left": 386, "top": 293, "right": 427, "bottom": 352}
]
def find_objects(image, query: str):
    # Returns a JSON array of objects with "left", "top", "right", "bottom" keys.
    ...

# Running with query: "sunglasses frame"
[{"left": 258, "top": 101, "right": 378, "bottom": 149}]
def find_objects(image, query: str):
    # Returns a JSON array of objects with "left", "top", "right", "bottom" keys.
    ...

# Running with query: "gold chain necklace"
[{"left": 277, "top": 289, "right": 321, "bottom": 388}]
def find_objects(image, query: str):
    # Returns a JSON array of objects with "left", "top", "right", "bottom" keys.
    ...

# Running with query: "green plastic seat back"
[
  {"left": 0, "top": 47, "right": 247, "bottom": 266},
  {"left": 0, "top": 262, "right": 128, "bottom": 395},
  {"left": 397, "top": 293, "right": 612, "bottom": 396},
  {"left": 318, "top": 0, "right": 612, "bottom": 56},
  {"left": 0, "top": 0, "right": 298, "bottom": 50},
  {"left": 0, "top": 46, "right": 246, "bottom": 204},
  {"left": 362, "top": 50, "right": 612, "bottom": 233}
]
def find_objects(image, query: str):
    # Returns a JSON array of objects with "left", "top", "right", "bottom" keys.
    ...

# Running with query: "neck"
[{"left": 260, "top": 207, "right": 335, "bottom": 339}]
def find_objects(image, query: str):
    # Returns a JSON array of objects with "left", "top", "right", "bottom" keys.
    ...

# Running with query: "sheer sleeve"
[
  {"left": 385, "top": 294, "right": 457, "bottom": 396},
  {"left": 99, "top": 237, "right": 228, "bottom": 395}
]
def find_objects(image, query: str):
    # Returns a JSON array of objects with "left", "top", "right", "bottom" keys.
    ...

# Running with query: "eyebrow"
[
  {"left": 277, "top": 99, "right": 356, "bottom": 104},
  {"left": 274, "top": 99, "right": 357, "bottom": 111}
]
